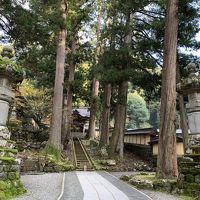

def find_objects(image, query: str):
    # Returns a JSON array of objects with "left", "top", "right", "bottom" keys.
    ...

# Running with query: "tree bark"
[
  {"left": 156, "top": 0, "right": 179, "bottom": 178},
  {"left": 89, "top": 77, "right": 99, "bottom": 139},
  {"left": 62, "top": 36, "right": 76, "bottom": 147},
  {"left": 110, "top": 81, "right": 128, "bottom": 158},
  {"left": 100, "top": 83, "right": 112, "bottom": 146},
  {"left": 88, "top": 0, "right": 102, "bottom": 139},
  {"left": 178, "top": 94, "right": 189, "bottom": 152},
  {"left": 176, "top": 64, "right": 189, "bottom": 153},
  {"left": 119, "top": 81, "right": 128, "bottom": 160},
  {"left": 49, "top": 0, "right": 67, "bottom": 150}
]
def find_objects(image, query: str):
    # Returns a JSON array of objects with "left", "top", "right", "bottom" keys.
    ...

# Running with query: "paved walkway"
[
  {"left": 60, "top": 171, "right": 152, "bottom": 200},
  {"left": 16, "top": 171, "right": 180, "bottom": 200}
]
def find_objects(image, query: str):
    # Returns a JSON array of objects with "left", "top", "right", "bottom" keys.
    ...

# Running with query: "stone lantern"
[
  {"left": 178, "top": 63, "right": 200, "bottom": 153},
  {"left": 0, "top": 46, "right": 15, "bottom": 140},
  {"left": 0, "top": 46, "right": 25, "bottom": 186}
]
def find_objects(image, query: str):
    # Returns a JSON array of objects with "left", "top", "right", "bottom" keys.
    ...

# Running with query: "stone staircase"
[{"left": 73, "top": 138, "right": 93, "bottom": 171}]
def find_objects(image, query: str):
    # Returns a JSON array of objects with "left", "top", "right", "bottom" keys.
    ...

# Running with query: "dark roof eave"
[{"left": 149, "top": 136, "right": 183, "bottom": 145}]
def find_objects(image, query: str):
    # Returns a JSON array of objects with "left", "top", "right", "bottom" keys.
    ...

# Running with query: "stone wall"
[
  {"left": 178, "top": 154, "right": 200, "bottom": 198},
  {"left": 0, "top": 140, "right": 20, "bottom": 181}
]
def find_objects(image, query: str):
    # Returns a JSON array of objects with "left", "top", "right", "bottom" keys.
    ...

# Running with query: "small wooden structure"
[
  {"left": 124, "top": 128, "right": 157, "bottom": 160},
  {"left": 124, "top": 128, "right": 185, "bottom": 159},
  {"left": 124, "top": 128, "right": 157, "bottom": 146},
  {"left": 71, "top": 108, "right": 90, "bottom": 138},
  {"left": 149, "top": 133, "right": 184, "bottom": 156}
]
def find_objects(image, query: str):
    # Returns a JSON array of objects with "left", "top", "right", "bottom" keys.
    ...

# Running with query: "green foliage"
[
  {"left": 135, "top": 174, "right": 158, "bottom": 182},
  {"left": 0, "top": 180, "right": 26, "bottom": 200},
  {"left": 0, "top": 55, "right": 24, "bottom": 82},
  {"left": 1, "top": 0, "right": 93, "bottom": 96},
  {"left": 70, "top": 63, "right": 91, "bottom": 107},
  {"left": 0, "top": 147, "right": 18, "bottom": 154},
  {"left": 19, "top": 79, "right": 52, "bottom": 123},
  {"left": 43, "top": 144, "right": 61, "bottom": 161},
  {"left": 7, "top": 119, "right": 22, "bottom": 130},
  {"left": 185, "top": 174, "right": 195, "bottom": 183},
  {"left": 177, "top": 181, "right": 200, "bottom": 198},
  {"left": 126, "top": 92, "right": 150, "bottom": 129},
  {"left": 0, "top": 157, "right": 16, "bottom": 164},
  {"left": 149, "top": 101, "right": 160, "bottom": 127},
  {"left": 42, "top": 144, "right": 75, "bottom": 171},
  {"left": 91, "top": 159, "right": 108, "bottom": 171},
  {"left": 179, "top": 196, "right": 194, "bottom": 200}
]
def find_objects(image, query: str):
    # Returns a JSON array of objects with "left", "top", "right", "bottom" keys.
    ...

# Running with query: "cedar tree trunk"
[
  {"left": 100, "top": 83, "right": 112, "bottom": 146},
  {"left": 111, "top": 81, "right": 128, "bottom": 158},
  {"left": 88, "top": 0, "right": 102, "bottom": 139},
  {"left": 176, "top": 64, "right": 189, "bottom": 153},
  {"left": 156, "top": 0, "right": 179, "bottom": 178},
  {"left": 62, "top": 36, "right": 76, "bottom": 147},
  {"left": 49, "top": 1, "right": 67, "bottom": 150}
]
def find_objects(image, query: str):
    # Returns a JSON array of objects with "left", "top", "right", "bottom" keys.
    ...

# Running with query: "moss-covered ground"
[{"left": 121, "top": 173, "right": 199, "bottom": 200}]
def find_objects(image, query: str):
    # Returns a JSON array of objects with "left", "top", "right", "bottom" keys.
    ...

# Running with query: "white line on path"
[
  {"left": 76, "top": 171, "right": 130, "bottom": 200},
  {"left": 57, "top": 173, "right": 65, "bottom": 200}
]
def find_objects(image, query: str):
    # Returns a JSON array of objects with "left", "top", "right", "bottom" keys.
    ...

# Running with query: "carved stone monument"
[{"left": 178, "top": 63, "right": 200, "bottom": 153}]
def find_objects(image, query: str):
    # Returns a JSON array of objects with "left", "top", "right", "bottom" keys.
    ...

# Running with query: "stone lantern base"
[
  {"left": 0, "top": 126, "right": 20, "bottom": 183},
  {"left": 0, "top": 126, "right": 11, "bottom": 141},
  {"left": 187, "top": 134, "right": 200, "bottom": 154}
]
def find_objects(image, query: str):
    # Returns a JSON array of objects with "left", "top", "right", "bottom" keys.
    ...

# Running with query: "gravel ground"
[
  {"left": 109, "top": 172, "right": 181, "bottom": 200},
  {"left": 15, "top": 173, "right": 63, "bottom": 200}
]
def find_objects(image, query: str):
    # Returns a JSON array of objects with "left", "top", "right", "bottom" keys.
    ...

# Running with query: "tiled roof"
[
  {"left": 72, "top": 108, "right": 90, "bottom": 118},
  {"left": 125, "top": 128, "right": 157, "bottom": 135}
]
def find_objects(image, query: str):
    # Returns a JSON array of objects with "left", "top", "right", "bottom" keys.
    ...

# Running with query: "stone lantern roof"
[
  {"left": 177, "top": 63, "right": 200, "bottom": 94},
  {"left": 0, "top": 46, "right": 24, "bottom": 83}
]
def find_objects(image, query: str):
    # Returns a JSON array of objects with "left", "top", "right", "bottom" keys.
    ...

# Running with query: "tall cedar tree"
[
  {"left": 99, "top": 4, "right": 113, "bottom": 146},
  {"left": 62, "top": 36, "right": 76, "bottom": 146},
  {"left": 62, "top": 0, "right": 92, "bottom": 147},
  {"left": 157, "top": 0, "right": 179, "bottom": 178},
  {"left": 88, "top": 0, "right": 102, "bottom": 139},
  {"left": 110, "top": 13, "right": 133, "bottom": 159},
  {"left": 49, "top": 0, "right": 67, "bottom": 150}
]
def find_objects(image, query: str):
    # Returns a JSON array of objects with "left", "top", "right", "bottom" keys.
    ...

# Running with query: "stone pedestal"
[
  {"left": 0, "top": 76, "right": 15, "bottom": 140},
  {"left": 0, "top": 100, "right": 10, "bottom": 126},
  {"left": 186, "top": 92, "right": 200, "bottom": 134}
]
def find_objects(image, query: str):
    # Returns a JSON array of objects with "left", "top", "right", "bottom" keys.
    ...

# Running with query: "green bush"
[
  {"left": 43, "top": 144, "right": 61, "bottom": 161},
  {"left": 0, "top": 180, "right": 26, "bottom": 200},
  {"left": 185, "top": 174, "right": 195, "bottom": 183}
]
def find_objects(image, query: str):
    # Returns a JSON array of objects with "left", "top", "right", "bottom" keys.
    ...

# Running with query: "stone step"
[
  {"left": 73, "top": 138, "right": 94, "bottom": 171},
  {"left": 185, "top": 154, "right": 200, "bottom": 162},
  {"left": 179, "top": 161, "right": 200, "bottom": 167},
  {"left": 180, "top": 167, "right": 200, "bottom": 175}
]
